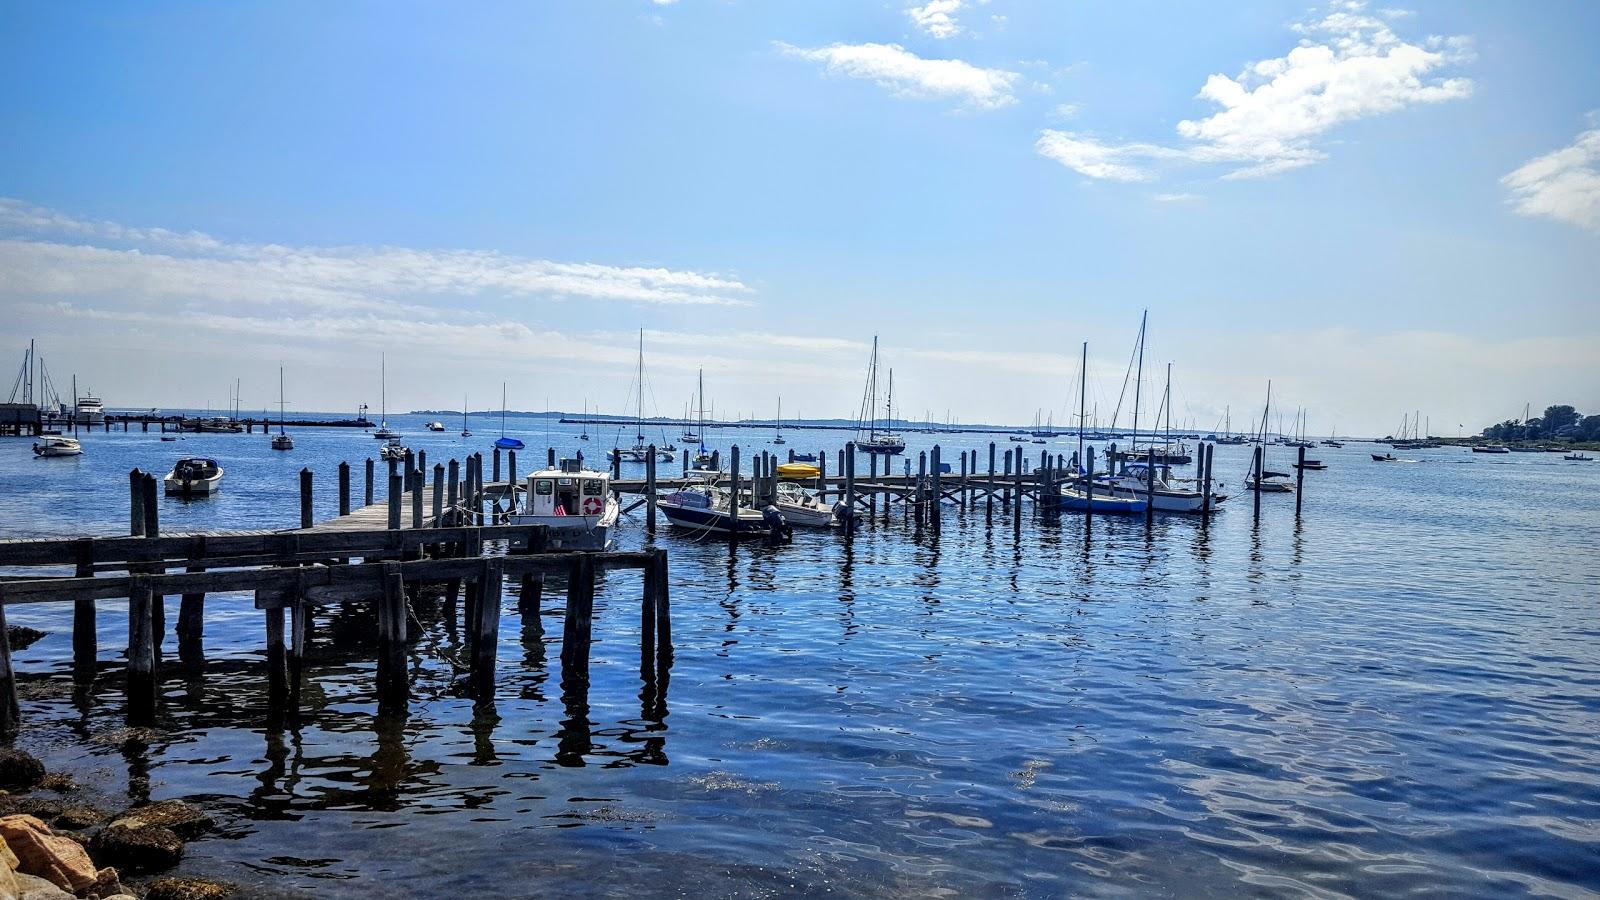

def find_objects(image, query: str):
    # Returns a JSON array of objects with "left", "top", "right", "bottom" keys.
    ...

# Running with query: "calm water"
[{"left": 3, "top": 416, "right": 1598, "bottom": 898}]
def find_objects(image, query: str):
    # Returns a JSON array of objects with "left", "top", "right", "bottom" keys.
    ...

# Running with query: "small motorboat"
[
  {"left": 494, "top": 436, "right": 526, "bottom": 450},
  {"left": 379, "top": 438, "right": 407, "bottom": 461},
  {"left": 1565, "top": 452, "right": 1594, "bottom": 461},
  {"left": 1372, "top": 453, "right": 1397, "bottom": 462},
  {"left": 1105, "top": 462, "right": 1224, "bottom": 513},
  {"left": 1292, "top": 459, "right": 1327, "bottom": 470},
  {"left": 426, "top": 421, "right": 446, "bottom": 432},
  {"left": 1245, "top": 473, "right": 1296, "bottom": 492},
  {"left": 1057, "top": 481, "right": 1148, "bottom": 514},
  {"left": 791, "top": 452, "right": 817, "bottom": 463},
  {"left": 1471, "top": 446, "right": 1510, "bottom": 454},
  {"left": 773, "top": 482, "right": 838, "bottom": 528},
  {"left": 159, "top": 435, "right": 178, "bottom": 442},
  {"left": 658, "top": 473, "right": 785, "bottom": 537},
  {"left": 32, "top": 435, "right": 83, "bottom": 457},
  {"left": 165, "top": 457, "right": 223, "bottom": 495}
]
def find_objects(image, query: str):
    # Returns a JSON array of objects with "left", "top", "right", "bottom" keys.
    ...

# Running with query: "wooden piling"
[
  {"left": 300, "top": 469, "right": 313, "bottom": 529},
  {"left": 339, "top": 462, "right": 351, "bottom": 516},
  {"left": 1012, "top": 450, "right": 1023, "bottom": 533},
  {"left": 508, "top": 450, "right": 517, "bottom": 505},
  {"left": 411, "top": 473, "right": 423, "bottom": 528},
  {"left": 126, "top": 574, "right": 156, "bottom": 722},
  {"left": 0, "top": 601, "right": 19, "bottom": 735},
  {"left": 1201, "top": 443, "right": 1214, "bottom": 519},
  {"left": 377, "top": 563, "right": 408, "bottom": 709},
  {"left": 1252, "top": 445, "right": 1263, "bottom": 523},
  {"left": 728, "top": 446, "right": 741, "bottom": 543},
  {"left": 1003, "top": 449, "right": 1013, "bottom": 506},
  {"left": 265, "top": 606, "right": 287, "bottom": 708},
  {"left": 548, "top": 447, "right": 556, "bottom": 468},
  {"left": 471, "top": 558, "right": 503, "bottom": 698},
  {"left": 1085, "top": 447, "right": 1096, "bottom": 534},
  {"left": 388, "top": 473, "right": 402, "bottom": 529},
  {"left": 141, "top": 475, "right": 164, "bottom": 657},
  {"left": 433, "top": 464, "right": 445, "bottom": 524},
  {"left": 645, "top": 447, "right": 658, "bottom": 533},
  {"left": 493, "top": 446, "right": 502, "bottom": 484},
  {"left": 561, "top": 553, "right": 596, "bottom": 678},
  {"left": 868, "top": 452, "right": 878, "bottom": 518},
  {"left": 447, "top": 459, "right": 460, "bottom": 511},
  {"left": 1296, "top": 445, "right": 1306, "bottom": 516},
  {"left": 930, "top": 445, "right": 942, "bottom": 525},
  {"left": 365, "top": 458, "right": 375, "bottom": 507},
  {"left": 844, "top": 442, "right": 857, "bottom": 526},
  {"left": 72, "top": 541, "right": 95, "bottom": 676},
  {"left": 818, "top": 450, "right": 827, "bottom": 499},
  {"left": 651, "top": 547, "right": 672, "bottom": 666},
  {"left": 987, "top": 443, "right": 996, "bottom": 516}
]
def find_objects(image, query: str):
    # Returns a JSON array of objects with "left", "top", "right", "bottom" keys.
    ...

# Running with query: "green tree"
[
  {"left": 1543, "top": 405, "right": 1580, "bottom": 431},
  {"left": 1582, "top": 414, "right": 1600, "bottom": 441}
]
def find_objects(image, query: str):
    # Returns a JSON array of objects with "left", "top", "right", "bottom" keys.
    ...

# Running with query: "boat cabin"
[{"left": 524, "top": 459, "right": 609, "bottom": 517}]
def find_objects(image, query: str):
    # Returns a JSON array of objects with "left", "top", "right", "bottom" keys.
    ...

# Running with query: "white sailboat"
[
  {"left": 856, "top": 337, "right": 904, "bottom": 455},
  {"left": 373, "top": 354, "right": 399, "bottom": 440},
  {"left": 1060, "top": 341, "right": 1146, "bottom": 515},
  {"left": 609, "top": 330, "right": 674, "bottom": 464},
  {"left": 773, "top": 396, "right": 786, "bottom": 445},
  {"left": 271, "top": 366, "right": 294, "bottom": 450},
  {"left": 461, "top": 394, "right": 472, "bottom": 437}
]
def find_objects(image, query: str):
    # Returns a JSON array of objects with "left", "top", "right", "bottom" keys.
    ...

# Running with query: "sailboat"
[
  {"left": 1059, "top": 341, "right": 1146, "bottom": 515},
  {"left": 609, "top": 330, "right": 674, "bottom": 463},
  {"left": 856, "top": 337, "right": 905, "bottom": 455},
  {"left": 495, "top": 382, "right": 525, "bottom": 450},
  {"left": 373, "top": 354, "right": 399, "bottom": 440},
  {"left": 681, "top": 372, "right": 705, "bottom": 443},
  {"left": 270, "top": 366, "right": 293, "bottom": 450},
  {"left": 580, "top": 398, "right": 590, "bottom": 441},
  {"left": 461, "top": 395, "right": 471, "bottom": 437},
  {"left": 1246, "top": 382, "right": 1295, "bottom": 492},
  {"left": 773, "top": 396, "right": 786, "bottom": 444}
]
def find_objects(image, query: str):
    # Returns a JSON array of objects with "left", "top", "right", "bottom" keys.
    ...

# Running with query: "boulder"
[
  {"left": 0, "top": 753, "right": 45, "bottom": 792},
  {"left": 107, "top": 801, "right": 213, "bottom": 840},
  {"left": 87, "top": 823, "right": 182, "bottom": 874},
  {"left": 87, "top": 865, "right": 124, "bottom": 898},
  {"left": 0, "top": 816, "right": 97, "bottom": 894},
  {"left": 14, "top": 872, "right": 75, "bottom": 900},
  {"left": 47, "top": 805, "right": 105, "bottom": 832},
  {"left": 3, "top": 627, "right": 46, "bottom": 653},
  {"left": 144, "top": 876, "right": 237, "bottom": 900}
]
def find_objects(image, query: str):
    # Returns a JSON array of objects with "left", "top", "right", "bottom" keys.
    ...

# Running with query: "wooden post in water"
[
  {"left": 141, "top": 474, "right": 164, "bottom": 659},
  {"left": 548, "top": 447, "right": 556, "bottom": 468},
  {"left": 1145, "top": 448, "right": 1156, "bottom": 525},
  {"left": 561, "top": 553, "right": 596, "bottom": 679},
  {"left": 433, "top": 464, "right": 445, "bottom": 524},
  {"left": 930, "top": 444, "right": 942, "bottom": 526},
  {"left": 611, "top": 448, "right": 621, "bottom": 479},
  {"left": 653, "top": 547, "right": 672, "bottom": 667},
  {"left": 645, "top": 446, "right": 658, "bottom": 533},
  {"left": 265, "top": 606, "right": 287, "bottom": 708},
  {"left": 1003, "top": 449, "right": 1013, "bottom": 506},
  {"left": 1201, "top": 443, "right": 1213, "bottom": 519},
  {"left": 300, "top": 468, "right": 314, "bottom": 529},
  {"left": 867, "top": 452, "right": 878, "bottom": 518},
  {"left": 818, "top": 450, "right": 827, "bottom": 499},
  {"left": 447, "top": 459, "right": 460, "bottom": 512},
  {"left": 388, "top": 473, "right": 402, "bottom": 530},
  {"left": 958, "top": 450, "right": 968, "bottom": 510},
  {"left": 377, "top": 563, "right": 408, "bottom": 710},
  {"left": 474, "top": 453, "right": 487, "bottom": 524},
  {"left": 411, "top": 472, "right": 423, "bottom": 528},
  {"left": 127, "top": 574, "right": 157, "bottom": 723},
  {"left": 365, "top": 458, "right": 375, "bottom": 507},
  {"left": 403, "top": 450, "right": 415, "bottom": 492},
  {"left": 1012, "top": 450, "right": 1023, "bottom": 533},
  {"left": 1295, "top": 445, "right": 1306, "bottom": 517},
  {"left": 728, "top": 446, "right": 741, "bottom": 543},
  {"left": 987, "top": 443, "right": 996, "bottom": 517},
  {"left": 471, "top": 558, "right": 503, "bottom": 698},
  {"left": 508, "top": 450, "right": 517, "bottom": 507},
  {"left": 339, "top": 462, "right": 351, "bottom": 516},
  {"left": 73, "top": 538, "right": 96, "bottom": 677},
  {"left": 1252, "top": 445, "right": 1263, "bottom": 523},
  {"left": 493, "top": 446, "right": 502, "bottom": 484},
  {"left": 844, "top": 442, "right": 856, "bottom": 527},
  {"left": 416, "top": 449, "right": 426, "bottom": 478},
  {"left": 916, "top": 451, "right": 927, "bottom": 525}
]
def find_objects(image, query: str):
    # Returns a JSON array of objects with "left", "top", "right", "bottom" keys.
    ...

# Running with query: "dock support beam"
[
  {"left": 1295, "top": 445, "right": 1306, "bottom": 517},
  {"left": 377, "top": 564, "right": 408, "bottom": 711},
  {"left": 1252, "top": 445, "right": 1263, "bottom": 523},
  {"left": 365, "top": 458, "right": 375, "bottom": 507},
  {"left": 127, "top": 575, "right": 156, "bottom": 724},
  {"left": 471, "top": 558, "right": 503, "bottom": 698},
  {"left": 645, "top": 447, "right": 658, "bottom": 533},
  {"left": 339, "top": 462, "right": 351, "bottom": 517}
]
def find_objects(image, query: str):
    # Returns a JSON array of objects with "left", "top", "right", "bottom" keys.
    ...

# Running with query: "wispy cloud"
[
  {"left": 1036, "top": 2, "right": 1472, "bottom": 181},
  {"left": 777, "top": 42, "right": 1019, "bottom": 110},
  {"left": 0, "top": 198, "right": 754, "bottom": 310},
  {"left": 1153, "top": 193, "right": 1202, "bottom": 203},
  {"left": 906, "top": 0, "right": 965, "bottom": 39},
  {"left": 1501, "top": 125, "right": 1600, "bottom": 233}
]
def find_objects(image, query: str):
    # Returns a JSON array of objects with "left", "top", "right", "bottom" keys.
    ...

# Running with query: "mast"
[
  {"left": 1132, "top": 310, "right": 1146, "bottom": 445},
  {"left": 380, "top": 353, "right": 387, "bottom": 428},
  {"left": 1164, "top": 362, "right": 1172, "bottom": 449},
  {"left": 501, "top": 381, "right": 507, "bottom": 438},
  {"left": 1077, "top": 341, "right": 1087, "bottom": 470},
  {"left": 886, "top": 368, "right": 895, "bottom": 433},
  {"left": 278, "top": 366, "right": 286, "bottom": 434},
  {"left": 636, "top": 328, "right": 645, "bottom": 444},
  {"left": 867, "top": 337, "right": 880, "bottom": 440}
]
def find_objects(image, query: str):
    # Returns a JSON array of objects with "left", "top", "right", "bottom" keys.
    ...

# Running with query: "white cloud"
[
  {"left": 1153, "top": 193, "right": 1201, "bottom": 203},
  {"left": 777, "top": 42, "right": 1018, "bottom": 110},
  {"left": 1034, "top": 132, "right": 1178, "bottom": 182},
  {"left": 1501, "top": 126, "right": 1600, "bottom": 233},
  {"left": 1036, "top": 2, "right": 1472, "bottom": 181},
  {"left": 0, "top": 198, "right": 753, "bottom": 309},
  {"left": 907, "top": 0, "right": 964, "bottom": 39}
]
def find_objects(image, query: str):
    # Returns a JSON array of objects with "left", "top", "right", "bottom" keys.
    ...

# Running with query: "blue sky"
[{"left": 2, "top": 1, "right": 1596, "bottom": 435}]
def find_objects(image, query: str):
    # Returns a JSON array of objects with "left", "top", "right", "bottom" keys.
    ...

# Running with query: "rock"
[
  {"left": 3, "top": 627, "right": 46, "bottom": 653},
  {"left": 87, "top": 865, "right": 123, "bottom": 898},
  {"left": 143, "top": 876, "right": 237, "bottom": 900},
  {"left": 0, "top": 816, "right": 97, "bottom": 894},
  {"left": 14, "top": 872, "right": 75, "bottom": 900},
  {"left": 107, "top": 801, "right": 213, "bottom": 840},
  {"left": 0, "top": 835, "right": 18, "bottom": 900},
  {"left": 47, "top": 805, "right": 105, "bottom": 832},
  {"left": 87, "top": 824, "right": 182, "bottom": 874},
  {"left": 34, "top": 776, "right": 73, "bottom": 795},
  {"left": 0, "top": 800, "right": 60, "bottom": 825},
  {"left": 0, "top": 753, "right": 45, "bottom": 792}
]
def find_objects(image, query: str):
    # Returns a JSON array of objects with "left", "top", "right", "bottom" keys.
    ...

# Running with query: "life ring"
[{"left": 581, "top": 496, "right": 604, "bottom": 515}]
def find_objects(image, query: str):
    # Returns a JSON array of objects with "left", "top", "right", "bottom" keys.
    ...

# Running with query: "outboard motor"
[
  {"left": 832, "top": 500, "right": 855, "bottom": 531},
  {"left": 761, "top": 505, "right": 792, "bottom": 544}
]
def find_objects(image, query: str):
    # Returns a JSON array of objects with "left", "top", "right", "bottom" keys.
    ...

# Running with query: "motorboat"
[
  {"left": 1245, "top": 472, "right": 1295, "bottom": 492},
  {"left": 195, "top": 417, "right": 243, "bottom": 434},
  {"left": 1565, "top": 452, "right": 1594, "bottom": 461},
  {"left": 791, "top": 452, "right": 817, "bottom": 463},
  {"left": 1471, "top": 445, "right": 1509, "bottom": 454},
  {"left": 426, "top": 421, "right": 446, "bottom": 432},
  {"left": 658, "top": 472, "right": 785, "bottom": 537},
  {"left": 165, "top": 457, "right": 223, "bottom": 495},
  {"left": 1106, "top": 461, "right": 1223, "bottom": 513},
  {"left": 32, "top": 435, "right": 82, "bottom": 457},
  {"left": 773, "top": 482, "right": 838, "bottom": 528},
  {"left": 1057, "top": 480, "right": 1147, "bottom": 515},
  {"left": 1292, "top": 459, "right": 1327, "bottom": 470},
  {"left": 379, "top": 438, "right": 407, "bottom": 461},
  {"left": 1372, "top": 453, "right": 1398, "bottom": 462},
  {"left": 507, "top": 459, "right": 620, "bottom": 550}
]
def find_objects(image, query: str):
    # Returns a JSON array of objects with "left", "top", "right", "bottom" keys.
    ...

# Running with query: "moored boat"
[
  {"left": 165, "top": 457, "right": 223, "bottom": 495},
  {"left": 773, "top": 481, "right": 838, "bottom": 528},
  {"left": 658, "top": 472, "right": 785, "bottom": 537},
  {"left": 1565, "top": 452, "right": 1594, "bottom": 461},
  {"left": 1472, "top": 445, "right": 1510, "bottom": 454},
  {"left": 856, "top": 337, "right": 905, "bottom": 455},
  {"left": 1106, "top": 461, "right": 1224, "bottom": 513},
  {"left": 32, "top": 435, "right": 82, "bottom": 457},
  {"left": 507, "top": 459, "right": 620, "bottom": 550},
  {"left": 1058, "top": 481, "right": 1148, "bottom": 514}
]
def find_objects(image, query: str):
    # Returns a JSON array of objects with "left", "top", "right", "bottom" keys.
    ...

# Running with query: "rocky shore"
[{"left": 0, "top": 749, "right": 235, "bottom": 900}]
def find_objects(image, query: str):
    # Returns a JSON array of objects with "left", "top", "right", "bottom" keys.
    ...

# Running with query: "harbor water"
[{"left": 1, "top": 416, "right": 1597, "bottom": 897}]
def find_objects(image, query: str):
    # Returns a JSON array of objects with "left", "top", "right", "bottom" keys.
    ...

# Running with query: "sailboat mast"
[
  {"left": 501, "top": 382, "right": 507, "bottom": 437},
  {"left": 636, "top": 329, "right": 645, "bottom": 443},
  {"left": 1132, "top": 310, "right": 1146, "bottom": 445},
  {"left": 278, "top": 366, "right": 286, "bottom": 434},
  {"left": 1164, "top": 362, "right": 1172, "bottom": 448},
  {"left": 1077, "top": 341, "right": 1087, "bottom": 469},
  {"left": 868, "top": 337, "right": 879, "bottom": 440}
]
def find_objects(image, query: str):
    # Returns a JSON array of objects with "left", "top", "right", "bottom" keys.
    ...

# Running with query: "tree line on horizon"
[{"left": 1480, "top": 405, "right": 1599, "bottom": 442}]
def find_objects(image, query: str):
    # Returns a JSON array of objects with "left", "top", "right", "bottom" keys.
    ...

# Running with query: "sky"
[{"left": 1, "top": 0, "right": 1597, "bottom": 437}]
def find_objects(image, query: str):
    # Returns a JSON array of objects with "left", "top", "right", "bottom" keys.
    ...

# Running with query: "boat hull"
[
  {"left": 165, "top": 474, "right": 223, "bottom": 495},
  {"left": 1057, "top": 486, "right": 1147, "bottom": 514},
  {"left": 658, "top": 500, "right": 774, "bottom": 536}
]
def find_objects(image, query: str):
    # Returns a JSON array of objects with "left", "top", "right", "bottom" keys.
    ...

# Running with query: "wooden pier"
[{"left": 0, "top": 452, "right": 671, "bottom": 737}]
